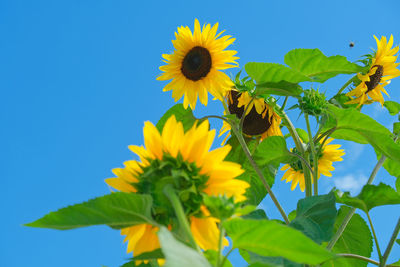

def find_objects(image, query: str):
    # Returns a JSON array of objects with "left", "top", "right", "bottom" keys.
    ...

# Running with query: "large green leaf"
[
  {"left": 384, "top": 101, "right": 400, "bottom": 115},
  {"left": 25, "top": 193, "right": 153, "bottom": 230},
  {"left": 289, "top": 193, "right": 337, "bottom": 244},
  {"left": 324, "top": 105, "right": 400, "bottom": 164},
  {"left": 375, "top": 141, "right": 400, "bottom": 180},
  {"left": 156, "top": 104, "right": 196, "bottom": 132},
  {"left": 245, "top": 62, "right": 311, "bottom": 84},
  {"left": 284, "top": 49, "right": 363, "bottom": 83},
  {"left": 335, "top": 183, "right": 400, "bottom": 212},
  {"left": 224, "top": 218, "right": 334, "bottom": 265},
  {"left": 157, "top": 227, "right": 212, "bottom": 267},
  {"left": 225, "top": 137, "right": 276, "bottom": 205},
  {"left": 241, "top": 249, "right": 303, "bottom": 267},
  {"left": 255, "top": 81, "right": 303, "bottom": 97},
  {"left": 323, "top": 206, "right": 372, "bottom": 267}
]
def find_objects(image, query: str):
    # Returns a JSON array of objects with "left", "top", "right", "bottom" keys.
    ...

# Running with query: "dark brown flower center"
[
  {"left": 181, "top": 46, "right": 212, "bottom": 81},
  {"left": 365, "top": 65, "right": 383, "bottom": 93},
  {"left": 228, "top": 90, "right": 272, "bottom": 136}
]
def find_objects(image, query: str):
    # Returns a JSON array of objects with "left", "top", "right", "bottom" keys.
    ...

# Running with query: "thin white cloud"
[{"left": 334, "top": 174, "right": 367, "bottom": 195}]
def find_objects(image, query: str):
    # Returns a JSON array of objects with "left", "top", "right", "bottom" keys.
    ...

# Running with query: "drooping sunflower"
[
  {"left": 281, "top": 138, "right": 345, "bottom": 191},
  {"left": 219, "top": 90, "right": 282, "bottom": 143},
  {"left": 346, "top": 35, "right": 400, "bottom": 106},
  {"left": 106, "top": 115, "right": 248, "bottom": 257},
  {"left": 157, "top": 19, "right": 239, "bottom": 109}
]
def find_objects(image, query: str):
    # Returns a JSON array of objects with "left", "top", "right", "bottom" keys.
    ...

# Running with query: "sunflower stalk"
[
  {"left": 163, "top": 185, "right": 201, "bottom": 253},
  {"left": 222, "top": 101, "right": 290, "bottom": 224},
  {"left": 216, "top": 220, "right": 226, "bottom": 267},
  {"left": 279, "top": 106, "right": 313, "bottom": 197},
  {"left": 305, "top": 113, "right": 318, "bottom": 195},
  {"left": 366, "top": 211, "right": 383, "bottom": 260},
  {"left": 380, "top": 217, "right": 400, "bottom": 267},
  {"left": 327, "top": 153, "right": 388, "bottom": 250},
  {"left": 335, "top": 74, "right": 357, "bottom": 96}
]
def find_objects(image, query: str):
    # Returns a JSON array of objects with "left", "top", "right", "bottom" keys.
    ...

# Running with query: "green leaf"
[
  {"left": 289, "top": 193, "right": 337, "bottom": 244},
  {"left": 245, "top": 62, "right": 311, "bottom": 84},
  {"left": 284, "top": 49, "right": 363, "bottom": 83},
  {"left": 242, "top": 209, "right": 268, "bottom": 220},
  {"left": 224, "top": 218, "right": 334, "bottom": 265},
  {"left": 396, "top": 239, "right": 400, "bottom": 245},
  {"left": 252, "top": 136, "right": 296, "bottom": 166},
  {"left": 241, "top": 249, "right": 303, "bottom": 267},
  {"left": 255, "top": 81, "right": 303, "bottom": 96},
  {"left": 335, "top": 183, "right": 400, "bottom": 212},
  {"left": 323, "top": 206, "right": 372, "bottom": 267},
  {"left": 324, "top": 105, "right": 400, "bottom": 164},
  {"left": 390, "top": 259, "right": 400, "bottom": 267},
  {"left": 25, "top": 193, "right": 153, "bottom": 230},
  {"left": 225, "top": 137, "right": 276, "bottom": 205},
  {"left": 204, "top": 250, "right": 233, "bottom": 267},
  {"left": 295, "top": 128, "right": 309, "bottom": 143},
  {"left": 156, "top": 104, "right": 196, "bottom": 132},
  {"left": 384, "top": 101, "right": 400, "bottom": 115},
  {"left": 397, "top": 177, "right": 400, "bottom": 192},
  {"left": 394, "top": 122, "right": 400, "bottom": 135},
  {"left": 157, "top": 227, "right": 212, "bottom": 267},
  {"left": 120, "top": 260, "right": 152, "bottom": 267}
]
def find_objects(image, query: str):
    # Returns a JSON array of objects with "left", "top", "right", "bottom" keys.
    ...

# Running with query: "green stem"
[
  {"left": 222, "top": 101, "right": 290, "bottom": 224},
  {"left": 380, "top": 217, "right": 400, "bottom": 267},
  {"left": 216, "top": 221, "right": 225, "bottom": 267},
  {"left": 326, "top": 208, "right": 356, "bottom": 250},
  {"left": 305, "top": 114, "right": 318, "bottom": 195},
  {"left": 281, "top": 108, "right": 312, "bottom": 197},
  {"left": 367, "top": 211, "right": 383, "bottom": 260},
  {"left": 233, "top": 126, "right": 290, "bottom": 224},
  {"left": 198, "top": 115, "right": 230, "bottom": 124},
  {"left": 337, "top": 253, "right": 380, "bottom": 266},
  {"left": 220, "top": 248, "right": 234, "bottom": 267},
  {"left": 280, "top": 96, "right": 289, "bottom": 111},
  {"left": 335, "top": 74, "right": 357, "bottom": 96},
  {"left": 163, "top": 185, "right": 201, "bottom": 252},
  {"left": 327, "top": 154, "right": 387, "bottom": 250}
]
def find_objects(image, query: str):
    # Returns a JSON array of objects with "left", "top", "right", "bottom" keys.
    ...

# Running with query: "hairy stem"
[
  {"left": 327, "top": 154, "right": 387, "bottom": 250},
  {"left": 222, "top": 101, "right": 290, "bottom": 224},
  {"left": 367, "top": 211, "right": 383, "bottom": 260},
  {"left": 335, "top": 74, "right": 357, "bottom": 96},
  {"left": 280, "top": 108, "right": 313, "bottom": 196},
  {"left": 380, "top": 217, "right": 400, "bottom": 267},
  {"left": 337, "top": 253, "right": 380, "bottom": 266},
  {"left": 305, "top": 114, "right": 318, "bottom": 195},
  {"left": 163, "top": 185, "right": 201, "bottom": 252},
  {"left": 216, "top": 221, "right": 226, "bottom": 267}
]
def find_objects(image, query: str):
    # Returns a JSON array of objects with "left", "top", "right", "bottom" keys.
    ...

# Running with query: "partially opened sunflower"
[
  {"left": 106, "top": 116, "right": 249, "bottom": 258},
  {"left": 219, "top": 90, "right": 282, "bottom": 143},
  {"left": 281, "top": 138, "right": 345, "bottom": 191}
]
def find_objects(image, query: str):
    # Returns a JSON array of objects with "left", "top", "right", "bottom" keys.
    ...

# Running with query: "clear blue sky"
[{"left": 1, "top": 0, "right": 400, "bottom": 266}]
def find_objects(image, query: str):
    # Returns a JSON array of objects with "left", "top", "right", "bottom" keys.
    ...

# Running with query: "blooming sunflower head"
[
  {"left": 281, "top": 138, "right": 345, "bottom": 191},
  {"left": 106, "top": 115, "right": 248, "bottom": 256},
  {"left": 346, "top": 35, "right": 400, "bottom": 106},
  {"left": 219, "top": 90, "right": 283, "bottom": 143},
  {"left": 157, "top": 19, "right": 239, "bottom": 110}
]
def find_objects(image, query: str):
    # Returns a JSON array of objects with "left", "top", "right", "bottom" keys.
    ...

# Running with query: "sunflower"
[
  {"left": 346, "top": 35, "right": 400, "bottom": 106},
  {"left": 106, "top": 115, "right": 248, "bottom": 258},
  {"left": 157, "top": 19, "right": 239, "bottom": 109},
  {"left": 219, "top": 90, "right": 282, "bottom": 143},
  {"left": 281, "top": 138, "right": 345, "bottom": 191}
]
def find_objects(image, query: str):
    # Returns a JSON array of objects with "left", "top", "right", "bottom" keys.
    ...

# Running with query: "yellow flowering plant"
[{"left": 26, "top": 20, "right": 400, "bottom": 267}]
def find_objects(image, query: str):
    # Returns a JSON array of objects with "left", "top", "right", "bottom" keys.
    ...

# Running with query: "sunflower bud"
[{"left": 298, "top": 89, "right": 328, "bottom": 116}]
